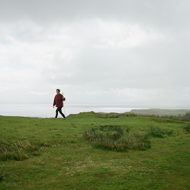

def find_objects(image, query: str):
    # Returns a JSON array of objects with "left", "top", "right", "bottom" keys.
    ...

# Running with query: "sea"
[{"left": 0, "top": 104, "right": 190, "bottom": 118}]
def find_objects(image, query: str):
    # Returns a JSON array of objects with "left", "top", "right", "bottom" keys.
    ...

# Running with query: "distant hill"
[{"left": 130, "top": 109, "right": 190, "bottom": 116}]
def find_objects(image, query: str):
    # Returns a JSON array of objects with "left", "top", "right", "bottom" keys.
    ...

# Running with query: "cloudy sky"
[{"left": 0, "top": 0, "right": 190, "bottom": 106}]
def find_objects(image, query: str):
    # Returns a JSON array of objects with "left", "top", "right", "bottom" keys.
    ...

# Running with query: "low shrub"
[
  {"left": 149, "top": 126, "right": 174, "bottom": 138},
  {"left": 84, "top": 125, "right": 150, "bottom": 151}
]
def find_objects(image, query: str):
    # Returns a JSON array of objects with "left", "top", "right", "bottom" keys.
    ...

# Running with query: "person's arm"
[
  {"left": 61, "top": 94, "right": 66, "bottom": 101},
  {"left": 53, "top": 97, "right": 56, "bottom": 108}
]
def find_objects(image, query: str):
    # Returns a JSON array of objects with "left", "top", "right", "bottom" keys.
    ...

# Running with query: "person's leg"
[
  {"left": 58, "top": 107, "right": 66, "bottom": 118},
  {"left": 55, "top": 107, "right": 59, "bottom": 118}
]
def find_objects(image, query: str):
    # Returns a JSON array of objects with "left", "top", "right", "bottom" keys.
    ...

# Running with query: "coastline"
[{"left": 0, "top": 103, "right": 189, "bottom": 118}]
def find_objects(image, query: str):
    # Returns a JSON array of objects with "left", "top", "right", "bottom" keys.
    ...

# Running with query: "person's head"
[{"left": 56, "top": 89, "right": 60, "bottom": 94}]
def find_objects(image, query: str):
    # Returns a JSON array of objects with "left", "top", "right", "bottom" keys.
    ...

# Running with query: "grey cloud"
[
  {"left": 0, "top": 0, "right": 190, "bottom": 106},
  {"left": 0, "top": 0, "right": 189, "bottom": 28}
]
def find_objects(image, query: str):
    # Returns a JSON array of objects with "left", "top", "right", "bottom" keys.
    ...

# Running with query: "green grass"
[{"left": 0, "top": 112, "right": 190, "bottom": 190}]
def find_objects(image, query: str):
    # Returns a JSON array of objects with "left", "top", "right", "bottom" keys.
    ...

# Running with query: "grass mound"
[
  {"left": 84, "top": 125, "right": 151, "bottom": 151},
  {"left": 184, "top": 123, "right": 190, "bottom": 133},
  {"left": 149, "top": 126, "right": 174, "bottom": 138}
]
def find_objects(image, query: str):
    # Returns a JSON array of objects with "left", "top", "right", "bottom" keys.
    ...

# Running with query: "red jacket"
[{"left": 53, "top": 94, "right": 66, "bottom": 107}]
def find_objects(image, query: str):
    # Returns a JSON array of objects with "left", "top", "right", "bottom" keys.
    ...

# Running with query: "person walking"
[{"left": 53, "top": 89, "right": 66, "bottom": 118}]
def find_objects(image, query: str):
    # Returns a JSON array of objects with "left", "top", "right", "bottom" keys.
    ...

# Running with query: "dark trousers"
[{"left": 55, "top": 107, "right": 66, "bottom": 118}]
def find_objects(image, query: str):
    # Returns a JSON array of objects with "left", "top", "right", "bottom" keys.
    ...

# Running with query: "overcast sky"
[{"left": 0, "top": 0, "right": 190, "bottom": 106}]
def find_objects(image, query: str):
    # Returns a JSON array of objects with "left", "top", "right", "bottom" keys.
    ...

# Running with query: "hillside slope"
[{"left": 0, "top": 112, "right": 190, "bottom": 190}]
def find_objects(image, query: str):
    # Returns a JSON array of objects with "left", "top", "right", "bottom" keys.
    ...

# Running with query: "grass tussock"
[
  {"left": 0, "top": 173, "right": 4, "bottom": 182},
  {"left": 0, "top": 140, "right": 44, "bottom": 161},
  {"left": 184, "top": 123, "right": 190, "bottom": 133},
  {"left": 149, "top": 126, "right": 174, "bottom": 138},
  {"left": 84, "top": 125, "right": 150, "bottom": 151},
  {"left": 0, "top": 168, "right": 8, "bottom": 182}
]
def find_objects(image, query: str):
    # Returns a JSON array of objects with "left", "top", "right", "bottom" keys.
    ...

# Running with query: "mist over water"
[{"left": 0, "top": 104, "right": 190, "bottom": 118}]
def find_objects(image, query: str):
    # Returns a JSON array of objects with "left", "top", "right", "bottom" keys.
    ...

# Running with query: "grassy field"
[
  {"left": 130, "top": 109, "right": 190, "bottom": 116},
  {"left": 0, "top": 112, "right": 190, "bottom": 190}
]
